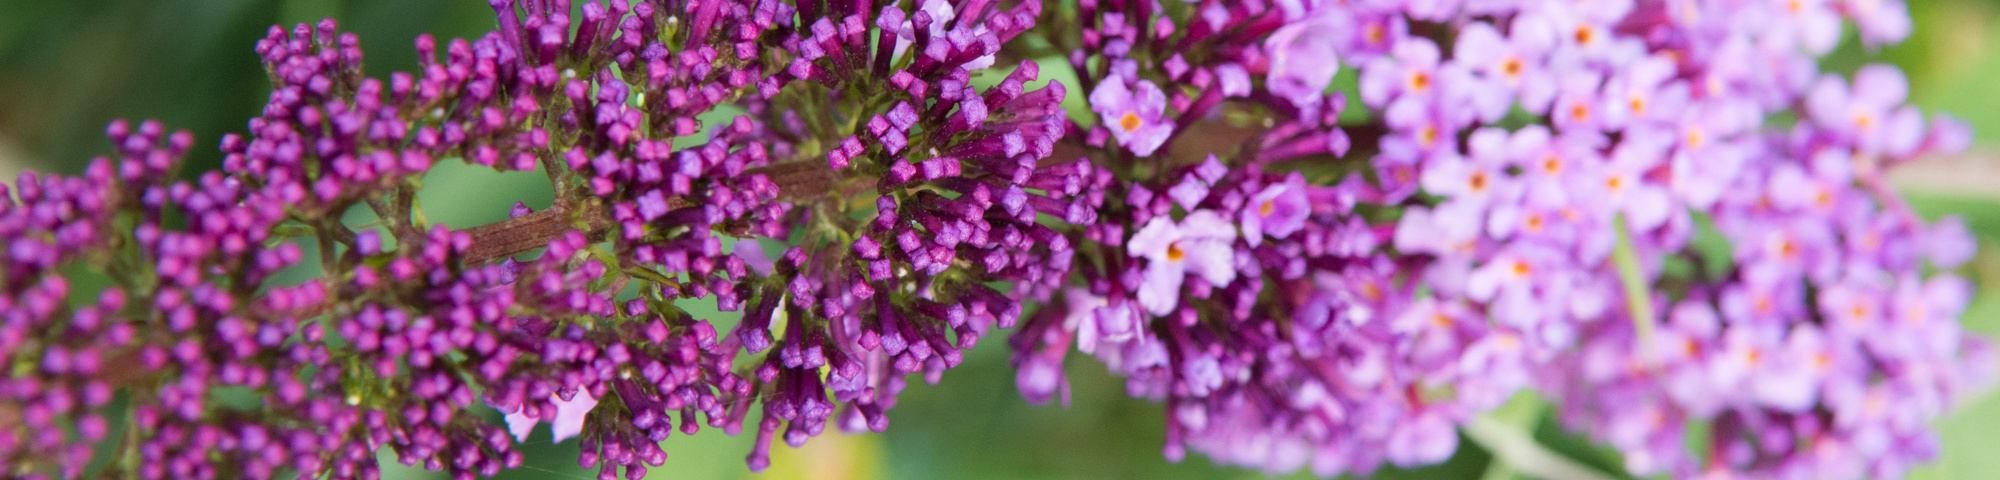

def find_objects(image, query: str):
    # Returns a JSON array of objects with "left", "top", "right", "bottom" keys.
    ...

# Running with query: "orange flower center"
[
  {"left": 1409, "top": 72, "right": 1432, "bottom": 92},
  {"left": 1259, "top": 199, "right": 1276, "bottom": 216},
  {"left": 1575, "top": 26, "right": 1596, "bottom": 45},
  {"left": 1501, "top": 57, "right": 1523, "bottom": 78},
  {"left": 1469, "top": 172, "right": 1489, "bottom": 192},
  {"left": 1119, "top": 112, "right": 1143, "bottom": 133},
  {"left": 1166, "top": 242, "right": 1185, "bottom": 261}
]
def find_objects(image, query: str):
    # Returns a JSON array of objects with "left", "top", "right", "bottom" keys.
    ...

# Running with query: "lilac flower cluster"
[
  {"left": 1014, "top": 154, "right": 1521, "bottom": 476},
  {"left": 1013, "top": 2, "right": 1515, "bottom": 475},
  {"left": 1541, "top": 65, "right": 1993, "bottom": 477},
  {"left": 1010, "top": 0, "right": 1992, "bottom": 478},
  {"left": 0, "top": 0, "right": 1989, "bottom": 478}
]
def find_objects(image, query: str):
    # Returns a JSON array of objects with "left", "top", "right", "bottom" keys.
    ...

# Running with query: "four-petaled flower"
[
  {"left": 1128, "top": 210, "right": 1238, "bottom": 315},
  {"left": 1808, "top": 64, "right": 1926, "bottom": 158},
  {"left": 1265, "top": 14, "right": 1343, "bottom": 109},
  {"left": 503, "top": 387, "right": 600, "bottom": 443},
  {"left": 1243, "top": 173, "right": 1311, "bottom": 246},
  {"left": 1091, "top": 73, "right": 1175, "bottom": 157}
]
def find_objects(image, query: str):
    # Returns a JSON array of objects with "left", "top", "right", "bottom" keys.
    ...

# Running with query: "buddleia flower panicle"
[{"left": 0, "top": 0, "right": 1987, "bottom": 479}]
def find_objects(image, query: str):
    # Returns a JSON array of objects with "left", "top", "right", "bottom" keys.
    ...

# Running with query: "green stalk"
[
  {"left": 1611, "top": 214, "right": 1658, "bottom": 365},
  {"left": 1467, "top": 393, "right": 1616, "bottom": 480},
  {"left": 1466, "top": 416, "right": 1617, "bottom": 480}
]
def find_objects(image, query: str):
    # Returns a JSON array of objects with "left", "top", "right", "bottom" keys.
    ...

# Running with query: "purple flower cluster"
[
  {"left": 2, "top": 0, "right": 1076, "bottom": 477},
  {"left": 1540, "top": 62, "right": 1991, "bottom": 477},
  {"left": 1015, "top": 155, "right": 1524, "bottom": 476},
  {"left": 653, "top": 0, "right": 1090, "bottom": 472},
  {"left": 0, "top": 0, "right": 1990, "bottom": 478},
  {"left": 1009, "top": 0, "right": 1992, "bottom": 478}
]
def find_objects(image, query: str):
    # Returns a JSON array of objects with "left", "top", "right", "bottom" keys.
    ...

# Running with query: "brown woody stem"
[
  {"left": 461, "top": 201, "right": 609, "bottom": 266},
  {"left": 458, "top": 161, "right": 835, "bottom": 267}
]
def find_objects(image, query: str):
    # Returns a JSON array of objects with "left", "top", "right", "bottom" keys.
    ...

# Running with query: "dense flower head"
[
  {"left": 1, "top": 0, "right": 1078, "bottom": 477},
  {"left": 1011, "top": 0, "right": 1984, "bottom": 478},
  {"left": 0, "top": 0, "right": 1987, "bottom": 478}
]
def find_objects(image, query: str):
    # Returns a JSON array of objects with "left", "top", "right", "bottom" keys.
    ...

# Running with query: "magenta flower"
[
  {"left": 1847, "top": 0, "right": 1914, "bottom": 46},
  {"left": 1393, "top": 205, "right": 1480, "bottom": 257},
  {"left": 1808, "top": 65, "right": 1926, "bottom": 158},
  {"left": 1487, "top": 202, "right": 1576, "bottom": 246},
  {"left": 1879, "top": 273, "right": 1971, "bottom": 358},
  {"left": 1360, "top": 37, "right": 1453, "bottom": 109},
  {"left": 1767, "top": 159, "right": 1848, "bottom": 217},
  {"left": 1466, "top": 245, "right": 1562, "bottom": 327},
  {"left": 1385, "top": 410, "right": 1458, "bottom": 467},
  {"left": 1535, "top": 0, "right": 1638, "bottom": 62},
  {"left": 1713, "top": 325, "right": 1833, "bottom": 412},
  {"left": 1213, "top": 63, "right": 1251, "bottom": 97},
  {"left": 1924, "top": 215, "right": 1977, "bottom": 269},
  {"left": 1061, "top": 288, "right": 1142, "bottom": 354},
  {"left": 1392, "top": 296, "right": 1482, "bottom": 367},
  {"left": 1585, "top": 132, "right": 1674, "bottom": 231},
  {"left": 503, "top": 387, "right": 600, "bottom": 443},
  {"left": 1505, "top": 124, "right": 1603, "bottom": 207},
  {"left": 1601, "top": 55, "right": 1688, "bottom": 130},
  {"left": 1127, "top": 210, "right": 1238, "bottom": 315},
  {"left": 1242, "top": 173, "right": 1310, "bottom": 246},
  {"left": 1264, "top": 15, "right": 1343, "bottom": 109},
  {"left": 1091, "top": 73, "right": 1175, "bottom": 156},
  {"left": 1454, "top": 18, "right": 1556, "bottom": 120},
  {"left": 1337, "top": 12, "right": 1407, "bottom": 64},
  {"left": 1550, "top": 71, "right": 1607, "bottom": 132},
  {"left": 1381, "top": 94, "right": 1474, "bottom": 164},
  {"left": 1770, "top": 0, "right": 1842, "bottom": 53},
  {"left": 1665, "top": 101, "right": 1754, "bottom": 210},
  {"left": 1422, "top": 128, "right": 1518, "bottom": 221}
]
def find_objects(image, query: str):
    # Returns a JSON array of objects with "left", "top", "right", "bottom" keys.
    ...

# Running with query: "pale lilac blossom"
[
  {"left": 1127, "top": 210, "right": 1238, "bottom": 315},
  {"left": 1091, "top": 73, "right": 1175, "bottom": 156}
]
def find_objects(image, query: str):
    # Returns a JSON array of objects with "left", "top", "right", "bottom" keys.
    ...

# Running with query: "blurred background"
[{"left": 4, "top": 1, "right": 1999, "bottom": 479}]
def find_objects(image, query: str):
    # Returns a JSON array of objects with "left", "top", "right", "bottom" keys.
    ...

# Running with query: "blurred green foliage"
[
  {"left": 7, "top": 1, "right": 2000, "bottom": 479},
  {"left": 0, "top": 0, "right": 495, "bottom": 175}
]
